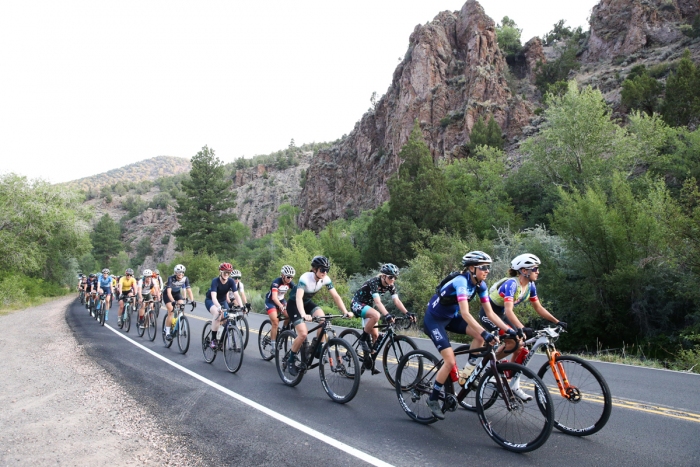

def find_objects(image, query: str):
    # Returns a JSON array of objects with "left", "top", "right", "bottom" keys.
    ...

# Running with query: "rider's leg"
[
  {"left": 268, "top": 309, "right": 279, "bottom": 344},
  {"left": 362, "top": 308, "right": 380, "bottom": 346}
]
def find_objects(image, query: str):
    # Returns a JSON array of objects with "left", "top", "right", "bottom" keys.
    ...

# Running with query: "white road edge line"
[{"left": 104, "top": 324, "right": 394, "bottom": 467}]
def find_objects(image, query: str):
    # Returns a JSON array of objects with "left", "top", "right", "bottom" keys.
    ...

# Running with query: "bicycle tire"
[
  {"left": 223, "top": 325, "right": 244, "bottom": 373},
  {"left": 338, "top": 329, "right": 365, "bottom": 379},
  {"left": 319, "top": 337, "right": 361, "bottom": 403},
  {"left": 177, "top": 316, "right": 190, "bottom": 354},
  {"left": 201, "top": 321, "right": 217, "bottom": 363},
  {"left": 146, "top": 310, "right": 157, "bottom": 341},
  {"left": 99, "top": 302, "right": 106, "bottom": 326},
  {"left": 136, "top": 310, "right": 146, "bottom": 337},
  {"left": 394, "top": 350, "right": 439, "bottom": 425},
  {"left": 123, "top": 304, "right": 131, "bottom": 333},
  {"left": 237, "top": 314, "right": 249, "bottom": 349},
  {"left": 154, "top": 301, "right": 160, "bottom": 319},
  {"left": 161, "top": 314, "right": 173, "bottom": 348},
  {"left": 476, "top": 362, "right": 553, "bottom": 453},
  {"left": 258, "top": 320, "right": 275, "bottom": 361},
  {"left": 275, "top": 330, "right": 303, "bottom": 386},
  {"left": 537, "top": 355, "right": 612, "bottom": 436},
  {"left": 383, "top": 334, "right": 418, "bottom": 389}
]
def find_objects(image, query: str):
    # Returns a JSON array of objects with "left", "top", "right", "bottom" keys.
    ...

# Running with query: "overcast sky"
[{"left": 0, "top": 0, "right": 598, "bottom": 183}]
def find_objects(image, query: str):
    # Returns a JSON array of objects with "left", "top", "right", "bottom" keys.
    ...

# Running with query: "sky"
[{"left": 0, "top": 0, "right": 599, "bottom": 184}]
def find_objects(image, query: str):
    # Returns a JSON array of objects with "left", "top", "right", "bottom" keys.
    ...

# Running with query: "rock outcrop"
[
  {"left": 584, "top": 0, "right": 698, "bottom": 62},
  {"left": 298, "top": 0, "right": 532, "bottom": 230}
]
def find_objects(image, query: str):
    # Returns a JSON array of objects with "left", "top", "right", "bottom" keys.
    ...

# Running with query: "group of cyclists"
[{"left": 78, "top": 250, "right": 565, "bottom": 421}]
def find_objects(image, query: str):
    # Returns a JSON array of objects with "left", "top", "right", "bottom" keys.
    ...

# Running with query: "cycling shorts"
[
  {"left": 478, "top": 307, "right": 513, "bottom": 334},
  {"left": 140, "top": 292, "right": 153, "bottom": 302},
  {"left": 99, "top": 288, "right": 112, "bottom": 296},
  {"left": 351, "top": 301, "right": 372, "bottom": 318},
  {"left": 265, "top": 299, "right": 286, "bottom": 314},
  {"left": 423, "top": 310, "right": 468, "bottom": 352},
  {"left": 119, "top": 292, "right": 134, "bottom": 302},
  {"left": 204, "top": 298, "right": 229, "bottom": 312},
  {"left": 286, "top": 299, "right": 321, "bottom": 326},
  {"left": 164, "top": 291, "right": 184, "bottom": 305}
]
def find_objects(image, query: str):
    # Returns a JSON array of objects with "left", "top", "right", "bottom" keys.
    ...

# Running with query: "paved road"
[{"left": 66, "top": 301, "right": 700, "bottom": 466}]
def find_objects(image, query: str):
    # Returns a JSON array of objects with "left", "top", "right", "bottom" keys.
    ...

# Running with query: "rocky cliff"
[{"left": 298, "top": 0, "right": 532, "bottom": 230}]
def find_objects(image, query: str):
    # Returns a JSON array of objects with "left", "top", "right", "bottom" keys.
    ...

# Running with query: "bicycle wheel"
[
  {"left": 476, "top": 362, "right": 553, "bottom": 453},
  {"left": 201, "top": 321, "right": 217, "bottom": 363},
  {"left": 154, "top": 301, "right": 160, "bottom": 319},
  {"left": 136, "top": 310, "right": 145, "bottom": 337},
  {"left": 258, "top": 320, "right": 275, "bottom": 361},
  {"left": 146, "top": 310, "right": 157, "bottom": 341},
  {"left": 319, "top": 337, "right": 361, "bottom": 403},
  {"left": 394, "top": 350, "right": 439, "bottom": 425},
  {"left": 538, "top": 355, "right": 612, "bottom": 436},
  {"left": 383, "top": 334, "right": 418, "bottom": 389},
  {"left": 338, "top": 329, "right": 365, "bottom": 379},
  {"left": 237, "top": 314, "right": 249, "bottom": 349},
  {"left": 123, "top": 305, "right": 131, "bottom": 333},
  {"left": 99, "top": 302, "right": 106, "bottom": 326},
  {"left": 177, "top": 316, "right": 190, "bottom": 354},
  {"left": 275, "top": 330, "right": 303, "bottom": 386},
  {"left": 223, "top": 325, "right": 244, "bottom": 373},
  {"left": 161, "top": 314, "right": 173, "bottom": 348}
]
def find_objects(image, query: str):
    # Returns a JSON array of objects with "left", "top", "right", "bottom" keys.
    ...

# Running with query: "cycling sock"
[
  {"left": 165, "top": 326, "right": 170, "bottom": 334},
  {"left": 430, "top": 382, "right": 444, "bottom": 401},
  {"left": 360, "top": 331, "right": 370, "bottom": 342}
]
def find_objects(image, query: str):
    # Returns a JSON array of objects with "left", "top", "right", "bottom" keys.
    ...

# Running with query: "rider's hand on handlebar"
[
  {"left": 481, "top": 330, "right": 499, "bottom": 344},
  {"left": 557, "top": 321, "right": 568, "bottom": 330},
  {"left": 343, "top": 311, "right": 353, "bottom": 319},
  {"left": 302, "top": 314, "right": 312, "bottom": 322},
  {"left": 407, "top": 312, "right": 417, "bottom": 323},
  {"left": 245, "top": 303, "right": 251, "bottom": 312},
  {"left": 505, "top": 328, "right": 518, "bottom": 338},
  {"left": 382, "top": 314, "right": 395, "bottom": 324}
]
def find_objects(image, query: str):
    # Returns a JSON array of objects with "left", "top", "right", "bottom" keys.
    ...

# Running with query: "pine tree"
[
  {"left": 91, "top": 214, "right": 123, "bottom": 265},
  {"left": 467, "top": 115, "right": 503, "bottom": 152},
  {"left": 661, "top": 50, "right": 700, "bottom": 127}
]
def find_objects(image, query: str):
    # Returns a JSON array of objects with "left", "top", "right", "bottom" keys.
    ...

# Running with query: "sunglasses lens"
[
  {"left": 320, "top": 268, "right": 328, "bottom": 273},
  {"left": 285, "top": 275, "right": 294, "bottom": 279},
  {"left": 387, "top": 275, "right": 396, "bottom": 279}
]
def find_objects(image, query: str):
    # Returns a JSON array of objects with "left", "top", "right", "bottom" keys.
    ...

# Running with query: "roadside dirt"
[{"left": 0, "top": 297, "right": 200, "bottom": 466}]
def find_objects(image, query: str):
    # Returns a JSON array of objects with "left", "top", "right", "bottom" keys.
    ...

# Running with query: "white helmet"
[
  {"left": 231, "top": 269, "right": 242, "bottom": 278},
  {"left": 462, "top": 251, "right": 493, "bottom": 266},
  {"left": 511, "top": 254, "right": 541, "bottom": 271},
  {"left": 142, "top": 269, "right": 152, "bottom": 277},
  {"left": 281, "top": 265, "right": 296, "bottom": 277},
  {"left": 174, "top": 264, "right": 186, "bottom": 274}
]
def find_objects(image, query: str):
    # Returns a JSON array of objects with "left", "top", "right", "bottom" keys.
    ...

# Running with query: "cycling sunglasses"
[
  {"left": 476, "top": 265, "right": 491, "bottom": 271},
  {"left": 318, "top": 267, "right": 329, "bottom": 273},
  {"left": 386, "top": 275, "right": 396, "bottom": 280},
  {"left": 284, "top": 275, "right": 294, "bottom": 279},
  {"left": 528, "top": 267, "right": 540, "bottom": 272}
]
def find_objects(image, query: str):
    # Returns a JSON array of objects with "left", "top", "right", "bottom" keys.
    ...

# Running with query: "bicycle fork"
[{"left": 545, "top": 347, "right": 572, "bottom": 398}]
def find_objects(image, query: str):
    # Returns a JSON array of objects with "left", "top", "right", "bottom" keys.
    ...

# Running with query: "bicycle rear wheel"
[
  {"left": 177, "top": 316, "right": 190, "bottom": 354},
  {"left": 258, "top": 320, "right": 275, "bottom": 361},
  {"left": 161, "top": 314, "right": 173, "bottom": 348},
  {"left": 137, "top": 310, "right": 145, "bottom": 337},
  {"left": 201, "top": 321, "right": 217, "bottom": 363},
  {"left": 319, "top": 338, "right": 361, "bottom": 403},
  {"left": 223, "top": 325, "right": 244, "bottom": 373},
  {"left": 123, "top": 305, "right": 131, "bottom": 333},
  {"left": 338, "top": 329, "right": 365, "bottom": 379},
  {"left": 383, "top": 334, "right": 418, "bottom": 389},
  {"left": 538, "top": 355, "right": 612, "bottom": 436},
  {"left": 154, "top": 301, "right": 160, "bottom": 319},
  {"left": 99, "top": 302, "right": 106, "bottom": 326},
  {"left": 237, "top": 314, "right": 249, "bottom": 349},
  {"left": 476, "top": 362, "right": 553, "bottom": 453},
  {"left": 146, "top": 310, "right": 157, "bottom": 341},
  {"left": 394, "top": 350, "right": 439, "bottom": 424},
  {"left": 275, "top": 330, "right": 303, "bottom": 386}
]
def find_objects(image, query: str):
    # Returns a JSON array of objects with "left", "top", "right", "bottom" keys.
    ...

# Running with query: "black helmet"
[
  {"left": 89, "top": 273, "right": 96, "bottom": 278},
  {"left": 311, "top": 256, "right": 330, "bottom": 271},
  {"left": 461, "top": 251, "right": 493, "bottom": 267},
  {"left": 380, "top": 263, "right": 399, "bottom": 276}
]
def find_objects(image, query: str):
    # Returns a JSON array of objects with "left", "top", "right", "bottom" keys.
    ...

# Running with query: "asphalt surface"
[{"left": 66, "top": 301, "right": 700, "bottom": 466}]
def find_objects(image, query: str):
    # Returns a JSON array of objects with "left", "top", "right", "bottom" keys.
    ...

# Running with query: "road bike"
[
  {"left": 118, "top": 296, "right": 137, "bottom": 333},
  {"left": 229, "top": 305, "right": 249, "bottom": 349},
  {"left": 258, "top": 308, "right": 292, "bottom": 361},
  {"left": 338, "top": 315, "right": 418, "bottom": 388},
  {"left": 78, "top": 288, "right": 85, "bottom": 305},
  {"left": 95, "top": 293, "right": 107, "bottom": 326},
  {"left": 394, "top": 337, "right": 554, "bottom": 453},
  {"left": 136, "top": 299, "right": 158, "bottom": 341},
  {"left": 87, "top": 291, "right": 97, "bottom": 317},
  {"left": 162, "top": 300, "right": 196, "bottom": 354},
  {"left": 201, "top": 309, "right": 245, "bottom": 373},
  {"left": 519, "top": 325, "right": 612, "bottom": 436},
  {"left": 275, "top": 315, "right": 361, "bottom": 404}
]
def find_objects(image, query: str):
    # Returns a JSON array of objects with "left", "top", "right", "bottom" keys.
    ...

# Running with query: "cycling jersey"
[
  {"left": 352, "top": 276, "right": 397, "bottom": 305},
  {"left": 86, "top": 278, "right": 98, "bottom": 292},
  {"left": 138, "top": 277, "right": 158, "bottom": 295},
  {"left": 289, "top": 272, "right": 334, "bottom": 303},
  {"left": 427, "top": 272, "right": 488, "bottom": 319},
  {"left": 97, "top": 276, "right": 112, "bottom": 292},
  {"left": 166, "top": 274, "right": 191, "bottom": 293},
  {"left": 208, "top": 277, "right": 237, "bottom": 303},
  {"left": 118, "top": 276, "right": 137, "bottom": 292},
  {"left": 265, "top": 277, "right": 294, "bottom": 303},
  {"left": 488, "top": 278, "right": 538, "bottom": 309}
]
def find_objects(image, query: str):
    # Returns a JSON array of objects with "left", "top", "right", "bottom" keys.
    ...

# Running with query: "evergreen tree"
[
  {"left": 661, "top": 50, "right": 700, "bottom": 127},
  {"left": 496, "top": 16, "right": 522, "bottom": 59},
  {"left": 91, "top": 214, "right": 123, "bottom": 265},
  {"left": 467, "top": 116, "right": 503, "bottom": 152},
  {"left": 174, "top": 146, "right": 242, "bottom": 256},
  {"left": 621, "top": 69, "right": 663, "bottom": 115}
]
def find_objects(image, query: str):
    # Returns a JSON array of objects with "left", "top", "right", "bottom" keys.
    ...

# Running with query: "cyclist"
[
  {"left": 164, "top": 264, "right": 195, "bottom": 341},
  {"left": 264, "top": 265, "right": 296, "bottom": 351},
  {"left": 86, "top": 273, "right": 98, "bottom": 312},
  {"left": 96, "top": 268, "right": 114, "bottom": 320},
  {"left": 117, "top": 269, "right": 137, "bottom": 326},
  {"left": 229, "top": 269, "right": 251, "bottom": 312},
  {"left": 351, "top": 263, "right": 415, "bottom": 373},
  {"left": 205, "top": 263, "right": 243, "bottom": 349},
  {"left": 423, "top": 251, "right": 513, "bottom": 420},
  {"left": 472, "top": 253, "right": 567, "bottom": 400},
  {"left": 285, "top": 256, "right": 353, "bottom": 376},
  {"left": 137, "top": 269, "right": 160, "bottom": 328},
  {"left": 77, "top": 274, "right": 85, "bottom": 297}
]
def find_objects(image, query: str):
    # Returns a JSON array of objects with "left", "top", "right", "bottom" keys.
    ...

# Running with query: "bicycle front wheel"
[
  {"left": 538, "top": 355, "right": 612, "bottom": 436},
  {"left": 146, "top": 310, "right": 157, "bottom": 341},
  {"left": 99, "top": 302, "right": 106, "bottom": 326},
  {"left": 237, "top": 314, "right": 249, "bottom": 349},
  {"left": 258, "top": 320, "right": 274, "bottom": 361},
  {"left": 383, "top": 334, "right": 418, "bottom": 389},
  {"left": 476, "top": 362, "right": 553, "bottom": 453},
  {"left": 161, "top": 314, "right": 173, "bottom": 348},
  {"left": 394, "top": 350, "right": 439, "bottom": 424},
  {"left": 275, "top": 330, "right": 303, "bottom": 386},
  {"left": 338, "top": 329, "right": 364, "bottom": 379},
  {"left": 223, "top": 325, "right": 244, "bottom": 373},
  {"left": 136, "top": 311, "right": 145, "bottom": 337},
  {"left": 202, "top": 321, "right": 217, "bottom": 363},
  {"left": 319, "top": 337, "right": 361, "bottom": 403},
  {"left": 123, "top": 306, "right": 131, "bottom": 333},
  {"left": 177, "top": 316, "right": 190, "bottom": 354}
]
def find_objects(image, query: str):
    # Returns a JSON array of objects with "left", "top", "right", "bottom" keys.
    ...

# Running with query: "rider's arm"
[
  {"left": 532, "top": 300, "right": 558, "bottom": 324},
  {"left": 329, "top": 288, "right": 352, "bottom": 317},
  {"left": 391, "top": 295, "right": 409, "bottom": 315},
  {"left": 483, "top": 301, "right": 516, "bottom": 332},
  {"left": 503, "top": 301, "right": 525, "bottom": 330},
  {"left": 457, "top": 300, "right": 493, "bottom": 341},
  {"left": 372, "top": 295, "right": 391, "bottom": 317},
  {"left": 232, "top": 291, "right": 242, "bottom": 307},
  {"left": 295, "top": 287, "right": 308, "bottom": 319}
]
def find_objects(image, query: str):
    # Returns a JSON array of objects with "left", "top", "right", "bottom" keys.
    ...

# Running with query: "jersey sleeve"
[
  {"left": 529, "top": 283, "right": 539, "bottom": 301},
  {"left": 477, "top": 281, "right": 489, "bottom": 303},
  {"left": 325, "top": 276, "right": 334, "bottom": 290},
  {"left": 208, "top": 278, "right": 219, "bottom": 295},
  {"left": 229, "top": 278, "right": 238, "bottom": 293},
  {"left": 389, "top": 283, "right": 398, "bottom": 298},
  {"left": 453, "top": 276, "right": 470, "bottom": 303},
  {"left": 499, "top": 279, "right": 517, "bottom": 302},
  {"left": 370, "top": 278, "right": 381, "bottom": 298}
]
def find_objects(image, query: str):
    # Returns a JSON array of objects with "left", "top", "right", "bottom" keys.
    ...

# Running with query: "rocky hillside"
[{"left": 298, "top": 0, "right": 700, "bottom": 231}]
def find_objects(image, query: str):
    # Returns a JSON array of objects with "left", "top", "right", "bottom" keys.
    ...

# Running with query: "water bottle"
[
  {"left": 217, "top": 325, "right": 224, "bottom": 340},
  {"left": 458, "top": 361, "right": 475, "bottom": 386},
  {"left": 449, "top": 363, "right": 460, "bottom": 383}
]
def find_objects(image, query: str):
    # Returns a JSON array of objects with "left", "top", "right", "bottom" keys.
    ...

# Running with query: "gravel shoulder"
[{"left": 0, "top": 297, "right": 200, "bottom": 466}]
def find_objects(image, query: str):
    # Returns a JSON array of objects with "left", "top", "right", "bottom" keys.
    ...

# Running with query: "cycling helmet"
[
  {"left": 380, "top": 263, "right": 399, "bottom": 276},
  {"left": 511, "top": 253, "right": 541, "bottom": 271},
  {"left": 125, "top": 268, "right": 134, "bottom": 276},
  {"left": 219, "top": 263, "right": 233, "bottom": 273},
  {"left": 102, "top": 268, "right": 110, "bottom": 274},
  {"left": 154, "top": 269, "right": 160, "bottom": 275},
  {"left": 89, "top": 273, "right": 97, "bottom": 278},
  {"left": 174, "top": 264, "right": 186, "bottom": 274},
  {"left": 281, "top": 265, "right": 296, "bottom": 277},
  {"left": 142, "top": 269, "right": 153, "bottom": 277},
  {"left": 311, "top": 256, "right": 331, "bottom": 271},
  {"left": 231, "top": 269, "right": 242, "bottom": 278},
  {"left": 152, "top": 271, "right": 158, "bottom": 278},
  {"left": 461, "top": 251, "right": 493, "bottom": 266}
]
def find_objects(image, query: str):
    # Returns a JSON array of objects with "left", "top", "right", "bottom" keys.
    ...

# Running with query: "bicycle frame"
[
  {"left": 452, "top": 345, "right": 518, "bottom": 412},
  {"left": 522, "top": 327, "right": 572, "bottom": 399}
]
